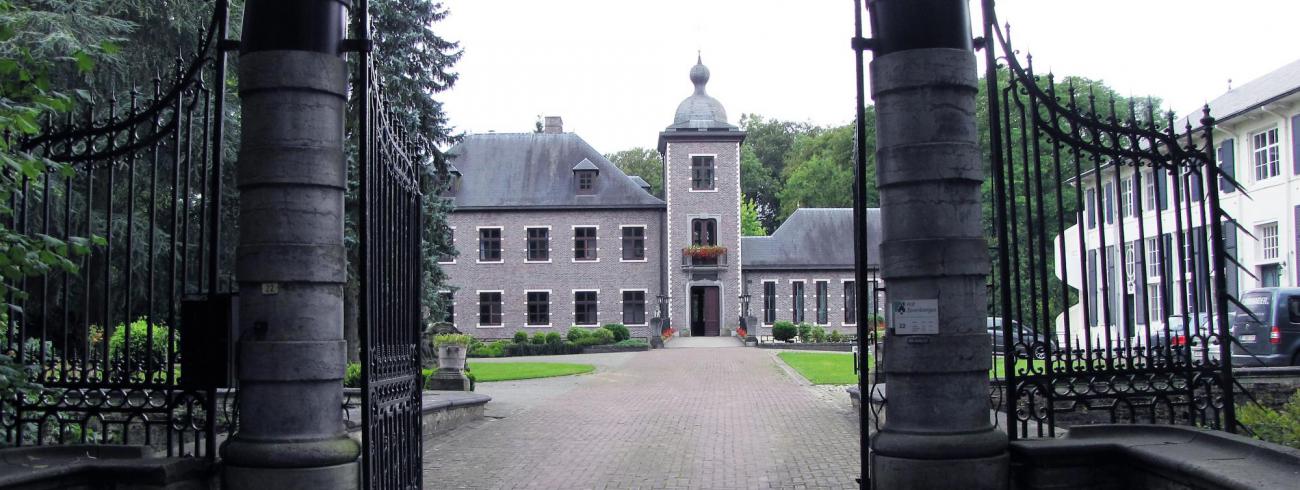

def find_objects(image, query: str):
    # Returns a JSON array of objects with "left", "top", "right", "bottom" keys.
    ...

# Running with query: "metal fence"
[
  {"left": 982, "top": 1, "right": 1241, "bottom": 439},
  {"left": 0, "top": 1, "right": 234, "bottom": 457}
]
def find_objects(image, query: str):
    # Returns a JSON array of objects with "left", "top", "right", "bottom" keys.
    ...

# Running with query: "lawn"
[
  {"left": 466, "top": 361, "right": 594, "bottom": 382},
  {"left": 776, "top": 351, "right": 1052, "bottom": 385}
]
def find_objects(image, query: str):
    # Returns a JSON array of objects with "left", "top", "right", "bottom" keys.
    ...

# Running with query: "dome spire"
[{"left": 689, "top": 53, "right": 710, "bottom": 95}]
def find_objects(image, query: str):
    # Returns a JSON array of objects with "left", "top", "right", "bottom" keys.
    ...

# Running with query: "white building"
[{"left": 1054, "top": 58, "right": 1300, "bottom": 347}]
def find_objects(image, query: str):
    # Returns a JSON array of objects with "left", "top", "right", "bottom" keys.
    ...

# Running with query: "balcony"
[{"left": 681, "top": 246, "right": 728, "bottom": 272}]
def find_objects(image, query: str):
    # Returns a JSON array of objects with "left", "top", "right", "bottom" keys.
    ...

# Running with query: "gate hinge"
[
  {"left": 340, "top": 39, "right": 374, "bottom": 53},
  {"left": 851, "top": 36, "right": 874, "bottom": 52},
  {"left": 218, "top": 39, "right": 241, "bottom": 52}
]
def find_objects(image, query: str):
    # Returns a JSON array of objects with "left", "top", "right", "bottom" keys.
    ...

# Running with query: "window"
[
  {"left": 844, "top": 281, "right": 857, "bottom": 325},
  {"left": 1145, "top": 172, "right": 1157, "bottom": 213},
  {"left": 478, "top": 228, "right": 502, "bottom": 262},
  {"left": 574, "top": 291, "right": 598, "bottom": 325},
  {"left": 526, "top": 291, "right": 550, "bottom": 326},
  {"left": 791, "top": 281, "right": 805, "bottom": 323},
  {"left": 622, "top": 226, "right": 645, "bottom": 261},
  {"left": 815, "top": 281, "right": 829, "bottom": 325},
  {"left": 1146, "top": 237, "right": 1161, "bottom": 278},
  {"left": 763, "top": 281, "right": 777, "bottom": 325},
  {"left": 439, "top": 292, "right": 454, "bottom": 324},
  {"left": 1260, "top": 222, "right": 1279, "bottom": 260},
  {"left": 577, "top": 171, "right": 595, "bottom": 193},
  {"left": 1252, "top": 127, "right": 1280, "bottom": 181},
  {"left": 691, "top": 155, "right": 715, "bottom": 190},
  {"left": 1148, "top": 284, "right": 1163, "bottom": 320},
  {"left": 574, "top": 227, "right": 597, "bottom": 261},
  {"left": 1261, "top": 264, "right": 1281, "bottom": 288},
  {"left": 526, "top": 227, "right": 550, "bottom": 262},
  {"left": 1103, "top": 183, "right": 1115, "bottom": 225},
  {"left": 691, "top": 218, "right": 717, "bottom": 246},
  {"left": 1120, "top": 177, "right": 1133, "bottom": 218},
  {"left": 478, "top": 292, "right": 502, "bottom": 326},
  {"left": 1124, "top": 242, "right": 1136, "bottom": 293},
  {"left": 1086, "top": 188, "right": 1097, "bottom": 229},
  {"left": 622, "top": 290, "right": 646, "bottom": 325}
]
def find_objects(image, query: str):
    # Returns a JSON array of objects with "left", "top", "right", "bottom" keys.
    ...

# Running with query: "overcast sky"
[{"left": 437, "top": 0, "right": 1300, "bottom": 153}]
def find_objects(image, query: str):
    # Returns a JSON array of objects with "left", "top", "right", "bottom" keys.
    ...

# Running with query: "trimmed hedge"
[
  {"left": 772, "top": 321, "right": 798, "bottom": 342},
  {"left": 504, "top": 341, "right": 584, "bottom": 357},
  {"left": 602, "top": 323, "right": 630, "bottom": 342}
]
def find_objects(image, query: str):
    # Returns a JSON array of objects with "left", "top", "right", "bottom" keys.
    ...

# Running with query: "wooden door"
[{"left": 703, "top": 287, "right": 720, "bottom": 336}]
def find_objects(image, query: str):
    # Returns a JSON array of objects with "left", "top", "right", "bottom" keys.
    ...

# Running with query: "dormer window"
[{"left": 572, "top": 158, "right": 599, "bottom": 195}]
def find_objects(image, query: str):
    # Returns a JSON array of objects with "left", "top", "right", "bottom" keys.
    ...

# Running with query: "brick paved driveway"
[{"left": 423, "top": 346, "right": 861, "bottom": 489}]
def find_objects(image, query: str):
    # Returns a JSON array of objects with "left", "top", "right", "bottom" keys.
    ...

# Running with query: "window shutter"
[
  {"left": 1156, "top": 168, "right": 1169, "bottom": 210},
  {"left": 1190, "top": 170, "right": 1203, "bottom": 202},
  {"left": 1295, "top": 206, "right": 1300, "bottom": 285},
  {"left": 1218, "top": 138, "right": 1235, "bottom": 193},
  {"left": 1293, "top": 116, "right": 1300, "bottom": 175},
  {"left": 1222, "top": 221, "right": 1238, "bottom": 299}
]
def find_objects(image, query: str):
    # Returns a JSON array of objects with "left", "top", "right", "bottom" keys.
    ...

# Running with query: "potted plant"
[
  {"left": 682, "top": 245, "right": 727, "bottom": 259},
  {"left": 428, "top": 334, "right": 473, "bottom": 391}
]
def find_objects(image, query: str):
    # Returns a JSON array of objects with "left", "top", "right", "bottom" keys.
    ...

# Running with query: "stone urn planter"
[{"left": 427, "top": 334, "right": 472, "bottom": 391}]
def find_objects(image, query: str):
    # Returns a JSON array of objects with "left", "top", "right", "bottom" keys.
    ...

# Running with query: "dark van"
[{"left": 1231, "top": 288, "right": 1300, "bottom": 367}]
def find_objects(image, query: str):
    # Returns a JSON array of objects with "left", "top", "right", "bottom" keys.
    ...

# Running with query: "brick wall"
[
  {"left": 441, "top": 208, "right": 663, "bottom": 339},
  {"left": 664, "top": 139, "right": 743, "bottom": 335},
  {"left": 742, "top": 269, "right": 867, "bottom": 335}
]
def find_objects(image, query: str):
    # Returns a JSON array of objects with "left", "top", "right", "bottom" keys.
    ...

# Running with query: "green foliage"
[
  {"left": 772, "top": 321, "right": 797, "bottom": 342},
  {"left": 513, "top": 331, "right": 529, "bottom": 344},
  {"left": 778, "top": 352, "right": 857, "bottom": 385},
  {"left": 344, "top": 362, "right": 362, "bottom": 388},
  {"left": 468, "top": 340, "right": 510, "bottom": 358},
  {"left": 433, "top": 333, "right": 471, "bottom": 347},
  {"left": 605, "top": 147, "right": 662, "bottom": 197},
  {"left": 796, "top": 323, "right": 813, "bottom": 341},
  {"left": 503, "top": 341, "right": 583, "bottom": 357},
  {"left": 808, "top": 325, "right": 827, "bottom": 343},
  {"left": 100, "top": 317, "right": 172, "bottom": 372},
  {"left": 1237, "top": 390, "right": 1300, "bottom": 449},
  {"left": 612, "top": 339, "right": 648, "bottom": 348},
  {"left": 567, "top": 327, "right": 589, "bottom": 342},
  {"left": 544, "top": 332, "right": 562, "bottom": 345},
  {"left": 590, "top": 328, "right": 614, "bottom": 344},
  {"left": 530, "top": 332, "right": 546, "bottom": 345},
  {"left": 828, "top": 330, "right": 844, "bottom": 343},
  {"left": 601, "top": 323, "right": 630, "bottom": 342},
  {"left": 741, "top": 196, "right": 766, "bottom": 236}
]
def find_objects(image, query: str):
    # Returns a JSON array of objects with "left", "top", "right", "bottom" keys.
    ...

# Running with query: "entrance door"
[{"left": 690, "top": 286, "right": 721, "bottom": 336}]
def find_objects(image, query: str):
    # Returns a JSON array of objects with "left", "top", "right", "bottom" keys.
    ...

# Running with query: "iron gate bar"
[{"left": 981, "top": 0, "right": 1242, "bottom": 439}]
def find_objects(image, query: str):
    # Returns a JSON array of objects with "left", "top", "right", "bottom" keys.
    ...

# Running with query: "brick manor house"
[{"left": 439, "top": 58, "right": 881, "bottom": 339}]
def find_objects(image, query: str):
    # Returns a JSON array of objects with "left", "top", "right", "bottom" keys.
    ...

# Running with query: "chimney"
[{"left": 543, "top": 116, "right": 563, "bottom": 134}]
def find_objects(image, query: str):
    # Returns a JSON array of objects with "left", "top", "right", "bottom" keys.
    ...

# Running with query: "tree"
[
  {"left": 605, "top": 147, "right": 663, "bottom": 197},
  {"left": 738, "top": 114, "right": 816, "bottom": 231},
  {"left": 741, "top": 197, "right": 765, "bottom": 236}
]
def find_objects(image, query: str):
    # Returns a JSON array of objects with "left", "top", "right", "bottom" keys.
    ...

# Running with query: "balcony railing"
[{"left": 681, "top": 247, "right": 728, "bottom": 271}]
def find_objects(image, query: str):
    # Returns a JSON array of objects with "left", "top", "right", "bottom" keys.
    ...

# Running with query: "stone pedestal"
[{"left": 426, "top": 369, "right": 471, "bottom": 391}]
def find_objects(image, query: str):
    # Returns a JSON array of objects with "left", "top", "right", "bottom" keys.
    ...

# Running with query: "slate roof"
[
  {"left": 1180, "top": 57, "right": 1300, "bottom": 128},
  {"left": 741, "top": 208, "right": 881, "bottom": 270},
  {"left": 627, "top": 175, "right": 651, "bottom": 190},
  {"left": 447, "top": 133, "right": 664, "bottom": 210}
]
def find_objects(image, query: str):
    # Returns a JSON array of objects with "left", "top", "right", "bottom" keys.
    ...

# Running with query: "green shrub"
[
  {"left": 567, "top": 327, "right": 589, "bottom": 342},
  {"left": 434, "top": 334, "right": 472, "bottom": 347},
  {"left": 1238, "top": 390, "right": 1300, "bottom": 449},
  {"left": 504, "top": 341, "right": 583, "bottom": 357},
  {"left": 545, "top": 332, "right": 563, "bottom": 345},
  {"left": 773, "top": 321, "right": 798, "bottom": 342},
  {"left": 602, "top": 323, "right": 631, "bottom": 342},
  {"left": 828, "top": 330, "right": 844, "bottom": 343},
  {"left": 531, "top": 332, "right": 547, "bottom": 345},
  {"left": 797, "top": 323, "right": 813, "bottom": 341},
  {"left": 344, "top": 363, "right": 362, "bottom": 388},
  {"left": 613, "top": 339, "right": 648, "bottom": 348},
  {"left": 590, "top": 328, "right": 615, "bottom": 344},
  {"left": 513, "top": 331, "right": 529, "bottom": 344},
  {"left": 91, "top": 318, "right": 173, "bottom": 372},
  {"left": 809, "top": 326, "right": 827, "bottom": 343}
]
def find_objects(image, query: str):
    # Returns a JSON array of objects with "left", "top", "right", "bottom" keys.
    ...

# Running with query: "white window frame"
[
  {"left": 1260, "top": 222, "right": 1279, "bottom": 262},
  {"left": 572, "top": 289, "right": 600, "bottom": 326},
  {"left": 1124, "top": 242, "right": 1136, "bottom": 294},
  {"left": 1251, "top": 127, "right": 1281, "bottom": 182},
  {"left": 1147, "top": 284, "right": 1163, "bottom": 320},
  {"left": 619, "top": 224, "right": 649, "bottom": 263},
  {"left": 687, "top": 153, "right": 719, "bottom": 193},
  {"left": 1120, "top": 177, "right": 1133, "bottom": 218},
  {"left": 475, "top": 226, "right": 504, "bottom": 264},
  {"left": 619, "top": 288, "right": 649, "bottom": 326},
  {"left": 762, "top": 280, "right": 778, "bottom": 325},
  {"left": 1145, "top": 237, "right": 1161, "bottom": 278},
  {"left": 841, "top": 278, "right": 857, "bottom": 327},
  {"left": 571, "top": 225, "right": 600, "bottom": 263},
  {"left": 790, "top": 279, "right": 806, "bottom": 324},
  {"left": 1144, "top": 172, "right": 1157, "bottom": 214},
  {"left": 475, "top": 290, "right": 504, "bottom": 328},
  {"left": 813, "top": 279, "right": 830, "bottom": 326},
  {"left": 524, "top": 225, "right": 553, "bottom": 264},
  {"left": 524, "top": 289, "right": 553, "bottom": 328}
]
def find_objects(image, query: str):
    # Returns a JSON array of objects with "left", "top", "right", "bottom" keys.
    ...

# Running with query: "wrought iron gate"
[
  {"left": 355, "top": 1, "right": 427, "bottom": 488},
  {"left": 0, "top": 1, "right": 233, "bottom": 455},
  {"left": 982, "top": 0, "right": 1241, "bottom": 439}
]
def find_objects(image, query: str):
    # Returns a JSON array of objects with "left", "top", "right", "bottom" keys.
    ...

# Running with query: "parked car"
[
  {"left": 1147, "top": 315, "right": 1222, "bottom": 362},
  {"left": 987, "top": 317, "right": 1057, "bottom": 360},
  {"left": 1231, "top": 288, "right": 1300, "bottom": 367}
]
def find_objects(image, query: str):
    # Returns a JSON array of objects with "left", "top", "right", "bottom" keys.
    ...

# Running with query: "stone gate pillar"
[
  {"left": 867, "top": 0, "right": 1009, "bottom": 488},
  {"left": 221, "top": 1, "right": 359, "bottom": 488}
]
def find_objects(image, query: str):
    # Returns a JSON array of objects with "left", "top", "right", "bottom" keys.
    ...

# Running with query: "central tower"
[{"left": 660, "top": 56, "right": 745, "bottom": 337}]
